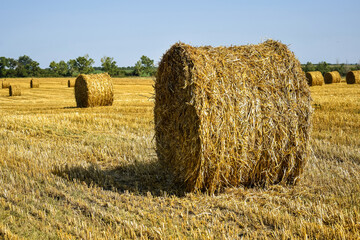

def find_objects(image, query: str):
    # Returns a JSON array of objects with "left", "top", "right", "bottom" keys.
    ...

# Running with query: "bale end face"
[
  {"left": 155, "top": 40, "right": 312, "bottom": 193},
  {"left": 75, "top": 73, "right": 114, "bottom": 108}
]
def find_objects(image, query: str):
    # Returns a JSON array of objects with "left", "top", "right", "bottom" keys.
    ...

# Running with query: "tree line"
[
  {"left": 1, "top": 55, "right": 359, "bottom": 78},
  {"left": 302, "top": 61, "right": 360, "bottom": 76},
  {"left": 0, "top": 55, "right": 157, "bottom": 78}
]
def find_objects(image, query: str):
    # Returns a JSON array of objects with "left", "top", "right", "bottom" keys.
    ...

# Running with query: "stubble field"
[{"left": 0, "top": 77, "right": 359, "bottom": 239}]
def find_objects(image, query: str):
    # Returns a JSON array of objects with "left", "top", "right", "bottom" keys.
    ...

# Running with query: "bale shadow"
[{"left": 52, "top": 160, "right": 185, "bottom": 197}]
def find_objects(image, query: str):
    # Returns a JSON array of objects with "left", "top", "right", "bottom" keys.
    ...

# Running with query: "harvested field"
[{"left": 0, "top": 78, "right": 359, "bottom": 239}]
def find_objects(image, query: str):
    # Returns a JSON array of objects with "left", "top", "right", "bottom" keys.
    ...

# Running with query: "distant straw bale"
[
  {"left": 306, "top": 71, "right": 324, "bottom": 86},
  {"left": 68, "top": 79, "right": 75, "bottom": 87},
  {"left": 75, "top": 73, "right": 114, "bottom": 108},
  {"left": 30, "top": 79, "right": 39, "bottom": 88},
  {"left": 9, "top": 85, "right": 21, "bottom": 96},
  {"left": 2, "top": 79, "right": 10, "bottom": 88},
  {"left": 324, "top": 71, "right": 341, "bottom": 84},
  {"left": 155, "top": 40, "right": 312, "bottom": 193},
  {"left": 346, "top": 70, "right": 360, "bottom": 84}
]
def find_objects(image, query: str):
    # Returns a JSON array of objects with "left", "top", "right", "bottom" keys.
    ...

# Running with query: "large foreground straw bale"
[
  {"left": 346, "top": 70, "right": 360, "bottom": 84},
  {"left": 2, "top": 80, "right": 10, "bottom": 88},
  {"left": 75, "top": 73, "right": 113, "bottom": 108},
  {"left": 155, "top": 40, "right": 312, "bottom": 193},
  {"left": 306, "top": 71, "right": 324, "bottom": 86},
  {"left": 30, "top": 79, "right": 39, "bottom": 88},
  {"left": 9, "top": 85, "right": 21, "bottom": 96},
  {"left": 324, "top": 71, "right": 341, "bottom": 84}
]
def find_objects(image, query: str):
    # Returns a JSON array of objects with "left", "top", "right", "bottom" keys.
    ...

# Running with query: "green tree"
[
  {"left": 0, "top": 57, "right": 7, "bottom": 77},
  {"left": 7, "top": 58, "right": 17, "bottom": 70},
  {"left": 49, "top": 60, "right": 69, "bottom": 76},
  {"left": 101, "top": 56, "right": 118, "bottom": 76},
  {"left": 16, "top": 55, "right": 41, "bottom": 77},
  {"left": 67, "top": 59, "right": 78, "bottom": 76},
  {"left": 30, "top": 61, "right": 41, "bottom": 76},
  {"left": 16, "top": 55, "right": 31, "bottom": 77},
  {"left": 57, "top": 60, "right": 69, "bottom": 76},
  {"left": 337, "top": 64, "right": 347, "bottom": 76},
  {"left": 302, "top": 62, "right": 315, "bottom": 72},
  {"left": 75, "top": 54, "right": 94, "bottom": 74},
  {"left": 134, "top": 55, "right": 155, "bottom": 77},
  {"left": 316, "top": 61, "right": 330, "bottom": 75},
  {"left": 49, "top": 61, "right": 58, "bottom": 75},
  {"left": 6, "top": 58, "right": 17, "bottom": 77},
  {"left": 66, "top": 55, "right": 94, "bottom": 76}
]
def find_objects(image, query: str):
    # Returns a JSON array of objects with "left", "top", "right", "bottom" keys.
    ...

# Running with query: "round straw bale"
[
  {"left": 346, "top": 70, "right": 360, "bottom": 84},
  {"left": 155, "top": 40, "right": 312, "bottom": 193},
  {"left": 9, "top": 85, "right": 21, "bottom": 96},
  {"left": 68, "top": 79, "right": 75, "bottom": 87},
  {"left": 30, "top": 79, "right": 39, "bottom": 88},
  {"left": 2, "top": 80, "right": 10, "bottom": 88},
  {"left": 74, "top": 73, "right": 114, "bottom": 108},
  {"left": 305, "top": 71, "right": 324, "bottom": 86},
  {"left": 324, "top": 71, "right": 341, "bottom": 84}
]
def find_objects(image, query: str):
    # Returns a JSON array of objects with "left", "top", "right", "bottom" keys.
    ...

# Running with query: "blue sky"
[{"left": 0, "top": 0, "right": 359, "bottom": 67}]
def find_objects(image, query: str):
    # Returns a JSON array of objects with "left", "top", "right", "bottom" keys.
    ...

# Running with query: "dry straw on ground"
[
  {"left": 30, "top": 79, "right": 40, "bottom": 88},
  {"left": 155, "top": 40, "right": 312, "bottom": 193},
  {"left": 306, "top": 71, "right": 324, "bottom": 86},
  {"left": 346, "top": 70, "right": 360, "bottom": 84},
  {"left": 324, "top": 71, "right": 341, "bottom": 84},
  {"left": 74, "top": 73, "right": 114, "bottom": 108},
  {"left": 68, "top": 79, "right": 75, "bottom": 87},
  {"left": 9, "top": 85, "right": 21, "bottom": 96},
  {"left": 2, "top": 79, "right": 10, "bottom": 88}
]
